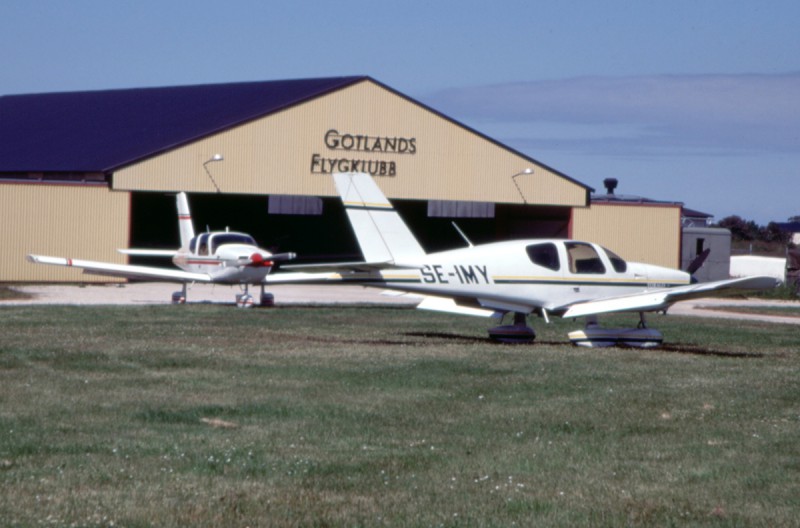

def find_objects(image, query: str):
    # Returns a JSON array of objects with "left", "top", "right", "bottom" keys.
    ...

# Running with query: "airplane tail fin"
[
  {"left": 176, "top": 192, "right": 195, "bottom": 249},
  {"left": 333, "top": 172, "right": 426, "bottom": 263}
]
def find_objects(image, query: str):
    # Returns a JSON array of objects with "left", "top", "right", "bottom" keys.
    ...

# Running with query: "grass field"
[
  {"left": 1, "top": 305, "right": 798, "bottom": 527},
  {"left": 703, "top": 305, "right": 800, "bottom": 319}
]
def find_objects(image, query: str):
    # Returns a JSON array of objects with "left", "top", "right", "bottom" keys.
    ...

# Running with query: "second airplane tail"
[
  {"left": 176, "top": 192, "right": 195, "bottom": 250},
  {"left": 333, "top": 172, "right": 426, "bottom": 264}
]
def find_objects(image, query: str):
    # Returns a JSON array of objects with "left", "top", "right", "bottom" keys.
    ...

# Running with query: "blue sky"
[{"left": 2, "top": 0, "right": 798, "bottom": 224}]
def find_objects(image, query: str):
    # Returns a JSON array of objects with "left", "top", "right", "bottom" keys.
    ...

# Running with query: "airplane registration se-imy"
[
  {"left": 268, "top": 172, "right": 777, "bottom": 347},
  {"left": 27, "top": 192, "right": 295, "bottom": 307}
]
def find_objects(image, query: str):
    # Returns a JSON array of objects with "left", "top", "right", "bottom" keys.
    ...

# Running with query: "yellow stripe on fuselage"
[{"left": 492, "top": 275, "right": 689, "bottom": 286}]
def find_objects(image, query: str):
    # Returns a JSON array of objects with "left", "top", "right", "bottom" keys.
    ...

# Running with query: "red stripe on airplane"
[{"left": 184, "top": 260, "right": 221, "bottom": 265}]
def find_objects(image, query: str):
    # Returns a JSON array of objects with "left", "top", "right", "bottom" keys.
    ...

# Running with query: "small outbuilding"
[{"left": 572, "top": 178, "right": 683, "bottom": 269}]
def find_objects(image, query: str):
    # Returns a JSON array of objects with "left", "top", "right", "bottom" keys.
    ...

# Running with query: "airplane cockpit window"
[
  {"left": 210, "top": 233, "right": 256, "bottom": 254},
  {"left": 526, "top": 243, "right": 560, "bottom": 271},
  {"left": 604, "top": 247, "right": 628, "bottom": 273},
  {"left": 566, "top": 242, "right": 606, "bottom": 274},
  {"left": 189, "top": 237, "right": 197, "bottom": 253},
  {"left": 197, "top": 233, "right": 211, "bottom": 256}
]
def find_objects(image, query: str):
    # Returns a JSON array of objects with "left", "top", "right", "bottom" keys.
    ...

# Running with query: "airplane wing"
[
  {"left": 27, "top": 254, "right": 212, "bottom": 283},
  {"left": 561, "top": 276, "right": 778, "bottom": 319},
  {"left": 416, "top": 295, "right": 501, "bottom": 317}
]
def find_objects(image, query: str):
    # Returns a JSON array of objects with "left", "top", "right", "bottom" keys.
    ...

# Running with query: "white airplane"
[
  {"left": 268, "top": 172, "right": 777, "bottom": 347},
  {"left": 28, "top": 192, "right": 295, "bottom": 307}
]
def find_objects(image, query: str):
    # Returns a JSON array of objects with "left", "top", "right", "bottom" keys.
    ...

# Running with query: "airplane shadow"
[
  {"left": 403, "top": 333, "right": 764, "bottom": 357},
  {"left": 403, "top": 332, "right": 564, "bottom": 346},
  {"left": 656, "top": 343, "right": 764, "bottom": 359},
  {"left": 404, "top": 332, "right": 494, "bottom": 344}
]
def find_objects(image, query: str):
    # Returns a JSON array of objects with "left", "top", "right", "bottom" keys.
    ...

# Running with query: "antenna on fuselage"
[{"left": 451, "top": 221, "right": 474, "bottom": 247}]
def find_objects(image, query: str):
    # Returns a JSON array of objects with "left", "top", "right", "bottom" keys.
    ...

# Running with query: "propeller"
[
  {"left": 686, "top": 248, "right": 711, "bottom": 282},
  {"left": 246, "top": 252, "right": 274, "bottom": 268}
]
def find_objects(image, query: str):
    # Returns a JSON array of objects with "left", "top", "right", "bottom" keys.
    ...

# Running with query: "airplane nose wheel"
[
  {"left": 235, "top": 285, "right": 273, "bottom": 308},
  {"left": 235, "top": 284, "right": 255, "bottom": 308},
  {"left": 488, "top": 312, "right": 536, "bottom": 344},
  {"left": 235, "top": 293, "right": 255, "bottom": 308}
]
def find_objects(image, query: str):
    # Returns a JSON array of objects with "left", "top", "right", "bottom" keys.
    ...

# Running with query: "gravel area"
[
  {"left": 3, "top": 282, "right": 417, "bottom": 307},
  {"left": 4, "top": 283, "right": 798, "bottom": 325}
]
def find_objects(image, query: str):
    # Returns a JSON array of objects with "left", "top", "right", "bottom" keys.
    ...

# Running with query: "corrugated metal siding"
[
  {"left": 572, "top": 203, "right": 681, "bottom": 268},
  {"left": 1, "top": 183, "right": 129, "bottom": 281},
  {"left": 113, "top": 80, "right": 588, "bottom": 207}
]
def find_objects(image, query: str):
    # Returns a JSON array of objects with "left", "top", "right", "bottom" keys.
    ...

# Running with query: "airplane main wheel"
[
  {"left": 488, "top": 312, "right": 535, "bottom": 344},
  {"left": 235, "top": 293, "right": 254, "bottom": 308},
  {"left": 488, "top": 325, "right": 536, "bottom": 344},
  {"left": 260, "top": 293, "right": 275, "bottom": 307},
  {"left": 171, "top": 291, "right": 186, "bottom": 304}
]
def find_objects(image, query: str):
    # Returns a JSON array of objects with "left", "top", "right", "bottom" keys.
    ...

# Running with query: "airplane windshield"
[
  {"left": 566, "top": 242, "right": 606, "bottom": 274},
  {"left": 210, "top": 233, "right": 256, "bottom": 254},
  {"left": 603, "top": 247, "right": 627, "bottom": 273}
]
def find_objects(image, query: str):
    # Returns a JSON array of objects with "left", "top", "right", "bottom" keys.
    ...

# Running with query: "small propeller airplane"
[
  {"left": 268, "top": 172, "right": 777, "bottom": 347},
  {"left": 28, "top": 192, "right": 295, "bottom": 307}
]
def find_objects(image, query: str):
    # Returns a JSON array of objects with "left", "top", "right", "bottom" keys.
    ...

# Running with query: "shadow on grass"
[
  {"left": 404, "top": 331, "right": 565, "bottom": 346},
  {"left": 657, "top": 343, "right": 764, "bottom": 359},
  {"left": 404, "top": 332, "right": 768, "bottom": 357}
]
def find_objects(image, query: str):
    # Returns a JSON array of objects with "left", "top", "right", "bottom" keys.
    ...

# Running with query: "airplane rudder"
[
  {"left": 334, "top": 172, "right": 426, "bottom": 261},
  {"left": 176, "top": 192, "right": 195, "bottom": 248}
]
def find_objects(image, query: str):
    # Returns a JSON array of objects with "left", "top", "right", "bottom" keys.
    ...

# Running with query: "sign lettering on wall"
[{"left": 310, "top": 129, "right": 416, "bottom": 177}]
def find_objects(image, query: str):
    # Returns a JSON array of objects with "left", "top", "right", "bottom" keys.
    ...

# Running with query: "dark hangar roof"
[{"left": 0, "top": 76, "right": 367, "bottom": 173}]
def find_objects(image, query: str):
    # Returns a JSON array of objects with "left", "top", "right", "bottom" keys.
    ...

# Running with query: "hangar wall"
[
  {"left": 1, "top": 184, "right": 130, "bottom": 282},
  {"left": 572, "top": 203, "right": 682, "bottom": 268},
  {"left": 113, "top": 79, "right": 588, "bottom": 208}
]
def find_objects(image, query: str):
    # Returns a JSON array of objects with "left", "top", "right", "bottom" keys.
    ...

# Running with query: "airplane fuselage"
[
  {"left": 172, "top": 233, "right": 274, "bottom": 285},
  {"left": 330, "top": 239, "right": 690, "bottom": 314}
]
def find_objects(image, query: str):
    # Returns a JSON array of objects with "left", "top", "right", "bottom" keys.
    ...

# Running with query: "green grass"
[
  {"left": 703, "top": 305, "right": 800, "bottom": 318},
  {"left": 1, "top": 305, "right": 798, "bottom": 527}
]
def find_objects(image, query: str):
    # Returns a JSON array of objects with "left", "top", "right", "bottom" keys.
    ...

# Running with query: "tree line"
[{"left": 715, "top": 216, "right": 793, "bottom": 245}]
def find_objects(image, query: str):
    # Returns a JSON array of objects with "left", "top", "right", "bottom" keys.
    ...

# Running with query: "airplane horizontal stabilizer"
[
  {"left": 281, "top": 260, "right": 420, "bottom": 273},
  {"left": 562, "top": 275, "right": 778, "bottom": 319},
  {"left": 27, "top": 254, "right": 211, "bottom": 283},
  {"left": 263, "top": 270, "right": 350, "bottom": 284}
]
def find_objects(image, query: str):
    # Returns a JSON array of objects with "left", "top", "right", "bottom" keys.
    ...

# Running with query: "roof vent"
[{"left": 603, "top": 178, "right": 618, "bottom": 195}]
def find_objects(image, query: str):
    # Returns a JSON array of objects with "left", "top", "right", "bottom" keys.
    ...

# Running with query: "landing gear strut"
[{"left": 488, "top": 312, "right": 536, "bottom": 344}]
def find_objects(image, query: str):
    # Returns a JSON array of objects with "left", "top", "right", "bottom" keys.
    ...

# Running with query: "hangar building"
[{"left": 0, "top": 76, "right": 681, "bottom": 282}]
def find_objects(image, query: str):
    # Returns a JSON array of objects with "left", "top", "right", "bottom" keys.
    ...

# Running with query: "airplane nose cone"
[{"left": 249, "top": 252, "right": 273, "bottom": 267}]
